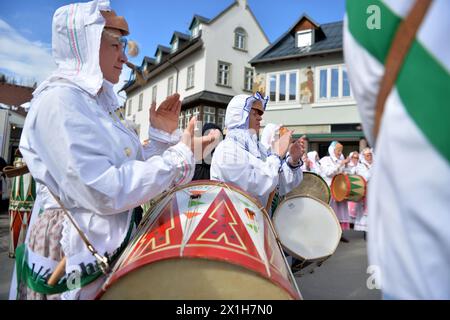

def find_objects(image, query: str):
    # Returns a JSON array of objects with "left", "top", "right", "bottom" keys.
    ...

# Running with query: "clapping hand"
[
  {"left": 149, "top": 93, "right": 181, "bottom": 134},
  {"left": 288, "top": 135, "right": 306, "bottom": 165},
  {"left": 181, "top": 117, "right": 221, "bottom": 161}
]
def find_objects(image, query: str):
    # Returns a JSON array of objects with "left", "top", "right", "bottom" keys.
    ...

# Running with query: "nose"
[{"left": 120, "top": 50, "right": 128, "bottom": 64}]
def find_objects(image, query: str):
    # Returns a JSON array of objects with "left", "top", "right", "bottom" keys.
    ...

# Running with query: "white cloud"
[{"left": 0, "top": 18, "right": 55, "bottom": 85}]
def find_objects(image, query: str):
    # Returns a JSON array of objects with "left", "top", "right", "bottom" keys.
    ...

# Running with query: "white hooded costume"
[
  {"left": 320, "top": 141, "right": 350, "bottom": 230},
  {"left": 210, "top": 94, "right": 302, "bottom": 209},
  {"left": 11, "top": 0, "right": 194, "bottom": 300}
]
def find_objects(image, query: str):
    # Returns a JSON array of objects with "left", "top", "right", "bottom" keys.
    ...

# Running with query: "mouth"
[{"left": 114, "top": 66, "right": 122, "bottom": 71}]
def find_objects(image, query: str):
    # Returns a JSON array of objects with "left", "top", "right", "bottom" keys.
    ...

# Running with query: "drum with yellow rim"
[
  {"left": 286, "top": 171, "right": 331, "bottom": 204},
  {"left": 331, "top": 174, "right": 367, "bottom": 202},
  {"left": 97, "top": 180, "right": 302, "bottom": 300}
]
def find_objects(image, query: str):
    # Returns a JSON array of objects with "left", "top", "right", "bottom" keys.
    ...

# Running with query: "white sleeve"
[
  {"left": 278, "top": 155, "right": 303, "bottom": 196},
  {"left": 142, "top": 126, "right": 182, "bottom": 159},
  {"left": 211, "top": 142, "right": 281, "bottom": 201},
  {"left": 320, "top": 157, "right": 342, "bottom": 178},
  {"left": 22, "top": 93, "right": 194, "bottom": 216}
]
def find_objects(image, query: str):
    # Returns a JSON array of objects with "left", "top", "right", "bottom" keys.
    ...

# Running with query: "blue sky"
[{"left": 0, "top": 0, "right": 346, "bottom": 92}]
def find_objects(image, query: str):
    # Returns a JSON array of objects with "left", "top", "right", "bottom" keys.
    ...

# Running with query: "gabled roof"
[
  {"left": 170, "top": 31, "right": 190, "bottom": 44},
  {"left": 188, "top": 14, "right": 211, "bottom": 30},
  {"left": 154, "top": 45, "right": 171, "bottom": 56},
  {"left": 143, "top": 56, "right": 156, "bottom": 65},
  {"left": 250, "top": 14, "right": 343, "bottom": 65}
]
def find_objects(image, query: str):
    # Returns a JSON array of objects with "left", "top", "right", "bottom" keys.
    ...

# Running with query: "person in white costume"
[
  {"left": 303, "top": 151, "right": 322, "bottom": 175},
  {"left": 211, "top": 93, "right": 304, "bottom": 212},
  {"left": 320, "top": 141, "right": 351, "bottom": 242},
  {"left": 345, "top": 148, "right": 370, "bottom": 237},
  {"left": 344, "top": 0, "right": 450, "bottom": 299},
  {"left": 10, "top": 0, "right": 217, "bottom": 300}
]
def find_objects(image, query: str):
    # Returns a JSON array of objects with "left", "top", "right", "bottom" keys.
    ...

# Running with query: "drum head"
[
  {"left": 273, "top": 196, "right": 341, "bottom": 262},
  {"left": 287, "top": 172, "right": 331, "bottom": 204}
]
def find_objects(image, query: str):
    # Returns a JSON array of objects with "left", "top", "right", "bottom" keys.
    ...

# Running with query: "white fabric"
[
  {"left": 260, "top": 123, "right": 281, "bottom": 152},
  {"left": 344, "top": 3, "right": 450, "bottom": 299},
  {"left": 211, "top": 95, "right": 301, "bottom": 208},
  {"left": 306, "top": 151, "right": 322, "bottom": 175},
  {"left": 15, "top": 0, "right": 195, "bottom": 300}
]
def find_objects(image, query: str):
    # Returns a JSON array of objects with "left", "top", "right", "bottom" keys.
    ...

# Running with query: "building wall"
[
  {"left": 254, "top": 53, "right": 361, "bottom": 130},
  {"left": 127, "top": 49, "right": 206, "bottom": 141},
  {"left": 126, "top": 2, "right": 269, "bottom": 141},
  {"left": 201, "top": 4, "right": 269, "bottom": 96}
]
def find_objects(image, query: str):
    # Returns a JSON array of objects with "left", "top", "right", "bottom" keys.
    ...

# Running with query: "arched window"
[{"left": 234, "top": 27, "right": 247, "bottom": 50}]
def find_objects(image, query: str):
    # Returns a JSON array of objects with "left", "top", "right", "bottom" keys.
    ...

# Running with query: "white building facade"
[
  {"left": 250, "top": 15, "right": 366, "bottom": 156},
  {"left": 123, "top": 0, "right": 269, "bottom": 141}
]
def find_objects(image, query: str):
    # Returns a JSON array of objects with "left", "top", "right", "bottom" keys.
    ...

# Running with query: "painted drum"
[
  {"left": 286, "top": 171, "right": 331, "bottom": 204},
  {"left": 9, "top": 172, "right": 36, "bottom": 258},
  {"left": 273, "top": 195, "right": 341, "bottom": 269},
  {"left": 331, "top": 174, "right": 367, "bottom": 202},
  {"left": 97, "top": 181, "right": 302, "bottom": 300}
]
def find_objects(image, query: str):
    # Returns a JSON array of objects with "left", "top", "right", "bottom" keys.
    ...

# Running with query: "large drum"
[
  {"left": 98, "top": 181, "right": 302, "bottom": 299},
  {"left": 286, "top": 172, "right": 331, "bottom": 204},
  {"left": 272, "top": 195, "right": 341, "bottom": 269},
  {"left": 331, "top": 174, "right": 366, "bottom": 202},
  {"left": 4, "top": 157, "right": 36, "bottom": 258}
]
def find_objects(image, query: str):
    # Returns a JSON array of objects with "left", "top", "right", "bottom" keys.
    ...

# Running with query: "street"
[{"left": 0, "top": 210, "right": 380, "bottom": 300}]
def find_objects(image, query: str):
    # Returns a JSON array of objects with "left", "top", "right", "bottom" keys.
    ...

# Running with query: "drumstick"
[{"left": 47, "top": 257, "right": 67, "bottom": 286}]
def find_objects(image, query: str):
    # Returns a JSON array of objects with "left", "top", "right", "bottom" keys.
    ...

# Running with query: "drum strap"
[
  {"left": 48, "top": 190, "right": 111, "bottom": 276},
  {"left": 374, "top": 0, "right": 433, "bottom": 141}
]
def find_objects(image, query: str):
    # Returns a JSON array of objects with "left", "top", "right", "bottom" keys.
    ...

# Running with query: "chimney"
[{"left": 237, "top": 0, "right": 247, "bottom": 9}]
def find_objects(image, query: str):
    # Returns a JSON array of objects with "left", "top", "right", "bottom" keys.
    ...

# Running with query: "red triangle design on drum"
[
  {"left": 182, "top": 189, "right": 267, "bottom": 278},
  {"left": 122, "top": 197, "right": 184, "bottom": 267}
]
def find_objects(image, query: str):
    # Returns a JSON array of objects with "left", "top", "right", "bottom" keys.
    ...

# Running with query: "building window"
[
  {"left": 127, "top": 99, "right": 132, "bottom": 116},
  {"left": 217, "top": 108, "right": 225, "bottom": 129},
  {"left": 186, "top": 65, "right": 195, "bottom": 89},
  {"left": 152, "top": 85, "right": 157, "bottom": 103},
  {"left": 191, "top": 21, "right": 200, "bottom": 38},
  {"left": 171, "top": 39, "right": 178, "bottom": 53},
  {"left": 179, "top": 111, "right": 185, "bottom": 129},
  {"left": 267, "top": 71, "right": 298, "bottom": 103},
  {"left": 317, "top": 65, "right": 352, "bottom": 101},
  {"left": 156, "top": 52, "right": 162, "bottom": 64},
  {"left": 185, "top": 109, "right": 192, "bottom": 128},
  {"left": 319, "top": 69, "right": 327, "bottom": 98},
  {"left": 289, "top": 72, "right": 297, "bottom": 101},
  {"left": 342, "top": 69, "right": 351, "bottom": 97},
  {"left": 269, "top": 75, "right": 276, "bottom": 102},
  {"left": 297, "top": 30, "right": 314, "bottom": 47},
  {"left": 279, "top": 74, "right": 286, "bottom": 101},
  {"left": 138, "top": 93, "right": 143, "bottom": 111},
  {"left": 234, "top": 27, "right": 247, "bottom": 50},
  {"left": 244, "top": 68, "right": 253, "bottom": 92},
  {"left": 203, "top": 106, "right": 216, "bottom": 124},
  {"left": 217, "top": 61, "right": 231, "bottom": 87},
  {"left": 167, "top": 76, "right": 174, "bottom": 96}
]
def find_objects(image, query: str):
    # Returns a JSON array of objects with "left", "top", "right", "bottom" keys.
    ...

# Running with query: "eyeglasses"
[{"left": 103, "top": 29, "right": 128, "bottom": 54}]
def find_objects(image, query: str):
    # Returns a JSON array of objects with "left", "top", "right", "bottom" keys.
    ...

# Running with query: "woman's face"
[
  {"left": 99, "top": 28, "right": 128, "bottom": 84},
  {"left": 334, "top": 144, "right": 343, "bottom": 158},
  {"left": 364, "top": 151, "right": 373, "bottom": 163},
  {"left": 248, "top": 101, "right": 263, "bottom": 134}
]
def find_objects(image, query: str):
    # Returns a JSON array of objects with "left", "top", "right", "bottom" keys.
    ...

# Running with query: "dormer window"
[
  {"left": 234, "top": 27, "right": 247, "bottom": 50},
  {"left": 171, "top": 39, "right": 179, "bottom": 53},
  {"left": 191, "top": 21, "right": 200, "bottom": 38},
  {"left": 156, "top": 52, "right": 162, "bottom": 64},
  {"left": 296, "top": 29, "right": 314, "bottom": 47}
]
